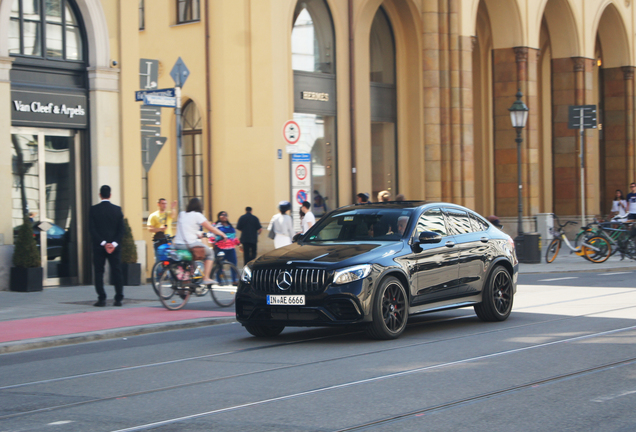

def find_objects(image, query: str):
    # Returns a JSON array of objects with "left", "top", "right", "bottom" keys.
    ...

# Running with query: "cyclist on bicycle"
[{"left": 173, "top": 198, "right": 227, "bottom": 285}]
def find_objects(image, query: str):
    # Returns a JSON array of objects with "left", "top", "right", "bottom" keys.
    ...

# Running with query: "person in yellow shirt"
[{"left": 148, "top": 199, "right": 177, "bottom": 258}]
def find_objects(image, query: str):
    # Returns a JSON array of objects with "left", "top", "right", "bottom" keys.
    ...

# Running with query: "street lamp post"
[{"left": 508, "top": 90, "right": 529, "bottom": 239}]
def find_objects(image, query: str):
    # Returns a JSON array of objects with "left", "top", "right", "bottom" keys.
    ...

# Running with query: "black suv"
[{"left": 236, "top": 202, "right": 517, "bottom": 339}]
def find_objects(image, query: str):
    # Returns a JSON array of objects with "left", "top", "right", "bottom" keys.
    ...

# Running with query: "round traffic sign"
[
  {"left": 283, "top": 120, "right": 301, "bottom": 145},
  {"left": 296, "top": 189, "right": 308, "bottom": 205},
  {"left": 295, "top": 164, "right": 307, "bottom": 181}
]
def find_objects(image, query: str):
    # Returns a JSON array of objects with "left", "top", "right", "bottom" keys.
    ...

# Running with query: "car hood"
[{"left": 253, "top": 242, "right": 404, "bottom": 267}]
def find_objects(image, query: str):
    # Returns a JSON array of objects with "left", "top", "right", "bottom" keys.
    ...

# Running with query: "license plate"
[{"left": 267, "top": 295, "right": 305, "bottom": 305}]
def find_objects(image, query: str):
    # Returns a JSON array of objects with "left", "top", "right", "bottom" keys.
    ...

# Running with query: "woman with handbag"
[
  {"left": 268, "top": 201, "right": 294, "bottom": 248},
  {"left": 173, "top": 198, "right": 227, "bottom": 285}
]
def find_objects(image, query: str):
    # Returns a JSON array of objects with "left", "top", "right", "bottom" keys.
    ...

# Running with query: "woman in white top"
[
  {"left": 610, "top": 189, "right": 628, "bottom": 218},
  {"left": 174, "top": 198, "right": 227, "bottom": 285},
  {"left": 269, "top": 201, "right": 295, "bottom": 248}
]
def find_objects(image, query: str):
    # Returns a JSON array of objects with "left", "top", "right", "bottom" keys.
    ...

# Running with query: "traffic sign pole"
[
  {"left": 176, "top": 85, "right": 184, "bottom": 213},
  {"left": 580, "top": 107, "right": 585, "bottom": 227}
]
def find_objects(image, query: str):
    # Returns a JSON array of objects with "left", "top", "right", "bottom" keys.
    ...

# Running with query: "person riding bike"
[{"left": 173, "top": 198, "right": 227, "bottom": 285}]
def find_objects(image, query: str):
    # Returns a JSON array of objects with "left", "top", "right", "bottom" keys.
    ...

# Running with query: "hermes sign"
[{"left": 11, "top": 89, "right": 88, "bottom": 128}]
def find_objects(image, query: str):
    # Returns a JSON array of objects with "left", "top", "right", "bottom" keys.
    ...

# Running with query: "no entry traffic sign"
[{"left": 283, "top": 120, "right": 301, "bottom": 145}]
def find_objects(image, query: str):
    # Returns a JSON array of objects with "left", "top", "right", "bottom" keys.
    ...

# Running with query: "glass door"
[{"left": 11, "top": 128, "right": 82, "bottom": 285}]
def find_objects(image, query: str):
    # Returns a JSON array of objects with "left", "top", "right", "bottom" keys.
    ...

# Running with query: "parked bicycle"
[
  {"left": 152, "top": 235, "right": 238, "bottom": 310},
  {"left": 545, "top": 214, "right": 611, "bottom": 263},
  {"left": 596, "top": 221, "right": 636, "bottom": 260}
]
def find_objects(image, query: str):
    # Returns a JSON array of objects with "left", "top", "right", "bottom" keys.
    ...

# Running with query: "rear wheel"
[
  {"left": 210, "top": 261, "right": 238, "bottom": 307},
  {"left": 366, "top": 276, "right": 408, "bottom": 340},
  {"left": 582, "top": 236, "right": 612, "bottom": 263},
  {"left": 545, "top": 238, "right": 561, "bottom": 263},
  {"left": 244, "top": 323, "right": 285, "bottom": 337},
  {"left": 157, "top": 268, "right": 191, "bottom": 310},
  {"left": 474, "top": 266, "right": 513, "bottom": 322}
]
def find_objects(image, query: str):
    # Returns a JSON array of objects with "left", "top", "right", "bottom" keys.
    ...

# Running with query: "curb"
[
  {"left": 519, "top": 265, "right": 636, "bottom": 275},
  {"left": 0, "top": 317, "right": 237, "bottom": 355}
]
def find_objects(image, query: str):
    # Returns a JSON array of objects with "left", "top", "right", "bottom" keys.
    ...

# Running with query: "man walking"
[
  {"left": 627, "top": 183, "right": 636, "bottom": 221},
  {"left": 236, "top": 206, "right": 262, "bottom": 265},
  {"left": 300, "top": 201, "right": 315, "bottom": 234},
  {"left": 89, "top": 185, "right": 125, "bottom": 307}
]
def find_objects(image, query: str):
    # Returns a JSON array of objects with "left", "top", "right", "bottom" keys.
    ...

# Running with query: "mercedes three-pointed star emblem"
[{"left": 276, "top": 271, "right": 293, "bottom": 291}]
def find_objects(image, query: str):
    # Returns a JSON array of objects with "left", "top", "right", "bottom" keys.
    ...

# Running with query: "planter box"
[
  {"left": 122, "top": 263, "right": 141, "bottom": 286},
  {"left": 10, "top": 267, "right": 43, "bottom": 292}
]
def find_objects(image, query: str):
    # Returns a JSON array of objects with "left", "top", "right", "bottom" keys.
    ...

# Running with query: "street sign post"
[
  {"left": 170, "top": 57, "right": 190, "bottom": 212},
  {"left": 142, "top": 94, "right": 176, "bottom": 108},
  {"left": 291, "top": 153, "right": 311, "bottom": 232},
  {"left": 568, "top": 104, "right": 598, "bottom": 226}
]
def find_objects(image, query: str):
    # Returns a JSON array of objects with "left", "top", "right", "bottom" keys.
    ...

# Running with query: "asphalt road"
[{"left": 1, "top": 272, "right": 636, "bottom": 432}]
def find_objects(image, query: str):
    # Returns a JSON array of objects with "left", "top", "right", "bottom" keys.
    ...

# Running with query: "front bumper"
[{"left": 235, "top": 277, "right": 375, "bottom": 327}]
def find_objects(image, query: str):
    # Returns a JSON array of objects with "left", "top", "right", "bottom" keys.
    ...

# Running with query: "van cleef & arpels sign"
[{"left": 11, "top": 89, "right": 88, "bottom": 128}]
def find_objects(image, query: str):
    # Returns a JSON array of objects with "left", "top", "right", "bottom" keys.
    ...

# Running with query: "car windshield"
[{"left": 303, "top": 208, "right": 413, "bottom": 243}]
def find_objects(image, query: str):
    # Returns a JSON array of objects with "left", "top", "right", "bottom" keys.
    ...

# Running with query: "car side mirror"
[
  {"left": 415, "top": 231, "right": 442, "bottom": 244},
  {"left": 293, "top": 233, "right": 304, "bottom": 243}
]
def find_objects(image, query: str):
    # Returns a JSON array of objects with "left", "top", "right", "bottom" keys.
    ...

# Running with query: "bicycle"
[
  {"left": 153, "top": 236, "right": 239, "bottom": 310},
  {"left": 545, "top": 214, "right": 612, "bottom": 263},
  {"left": 596, "top": 221, "right": 636, "bottom": 261}
]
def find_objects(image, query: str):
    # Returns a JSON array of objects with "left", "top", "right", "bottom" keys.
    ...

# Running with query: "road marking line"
[
  {"left": 110, "top": 324, "right": 636, "bottom": 432},
  {"left": 537, "top": 277, "right": 578, "bottom": 282},
  {"left": 592, "top": 389, "right": 636, "bottom": 402},
  {"left": 48, "top": 421, "right": 74, "bottom": 425},
  {"left": 600, "top": 272, "right": 631, "bottom": 276}
]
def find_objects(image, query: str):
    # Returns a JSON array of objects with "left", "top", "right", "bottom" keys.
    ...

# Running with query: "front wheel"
[
  {"left": 157, "top": 268, "right": 191, "bottom": 310},
  {"left": 582, "top": 236, "right": 612, "bottom": 263},
  {"left": 366, "top": 276, "right": 408, "bottom": 340},
  {"left": 210, "top": 261, "right": 238, "bottom": 307},
  {"left": 151, "top": 261, "right": 167, "bottom": 297},
  {"left": 244, "top": 323, "right": 285, "bottom": 337},
  {"left": 474, "top": 266, "right": 514, "bottom": 322},
  {"left": 545, "top": 238, "right": 561, "bottom": 263}
]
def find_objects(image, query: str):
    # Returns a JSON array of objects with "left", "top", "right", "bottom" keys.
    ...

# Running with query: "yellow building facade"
[{"left": 1, "top": 0, "right": 635, "bottom": 288}]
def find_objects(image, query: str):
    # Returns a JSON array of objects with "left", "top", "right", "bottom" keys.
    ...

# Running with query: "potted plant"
[
  {"left": 120, "top": 218, "right": 141, "bottom": 286},
  {"left": 11, "top": 219, "right": 43, "bottom": 292}
]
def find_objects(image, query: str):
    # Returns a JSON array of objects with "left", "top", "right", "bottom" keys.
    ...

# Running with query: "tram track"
[{"left": 0, "top": 304, "right": 635, "bottom": 424}]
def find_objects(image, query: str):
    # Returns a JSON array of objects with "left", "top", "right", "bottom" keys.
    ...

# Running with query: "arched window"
[
  {"left": 292, "top": 0, "right": 337, "bottom": 219},
  {"left": 9, "top": 0, "right": 84, "bottom": 61},
  {"left": 182, "top": 101, "right": 204, "bottom": 204},
  {"left": 369, "top": 7, "right": 397, "bottom": 199}
]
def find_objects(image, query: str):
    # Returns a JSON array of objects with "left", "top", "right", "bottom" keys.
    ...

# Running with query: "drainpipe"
[
  {"left": 349, "top": 0, "right": 357, "bottom": 202},
  {"left": 205, "top": 0, "right": 213, "bottom": 219}
]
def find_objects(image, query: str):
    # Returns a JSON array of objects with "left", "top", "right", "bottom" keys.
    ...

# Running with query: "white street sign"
[{"left": 283, "top": 120, "right": 301, "bottom": 145}]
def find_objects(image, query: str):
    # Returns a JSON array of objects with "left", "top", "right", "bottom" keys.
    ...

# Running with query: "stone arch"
[
  {"left": 0, "top": 0, "right": 111, "bottom": 68},
  {"left": 538, "top": 0, "right": 580, "bottom": 59},
  {"left": 593, "top": 2, "right": 631, "bottom": 68},
  {"left": 354, "top": 0, "right": 423, "bottom": 200},
  {"left": 469, "top": 0, "right": 524, "bottom": 49}
]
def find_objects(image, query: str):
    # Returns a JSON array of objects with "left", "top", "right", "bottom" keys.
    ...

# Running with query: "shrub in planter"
[
  {"left": 11, "top": 220, "right": 43, "bottom": 292},
  {"left": 120, "top": 218, "right": 141, "bottom": 286}
]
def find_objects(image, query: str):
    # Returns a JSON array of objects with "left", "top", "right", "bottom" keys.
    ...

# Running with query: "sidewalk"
[{"left": 1, "top": 253, "right": 635, "bottom": 354}]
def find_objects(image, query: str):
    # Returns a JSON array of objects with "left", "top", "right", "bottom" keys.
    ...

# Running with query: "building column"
[
  {"left": 492, "top": 47, "right": 539, "bottom": 217},
  {"left": 423, "top": 0, "right": 441, "bottom": 201},
  {"left": 0, "top": 56, "right": 14, "bottom": 291},
  {"left": 459, "top": 35, "right": 475, "bottom": 209},
  {"left": 623, "top": 67, "right": 635, "bottom": 187}
]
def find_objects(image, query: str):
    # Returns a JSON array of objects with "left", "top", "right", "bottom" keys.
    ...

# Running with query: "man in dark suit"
[
  {"left": 89, "top": 185, "right": 125, "bottom": 307},
  {"left": 236, "top": 206, "right": 262, "bottom": 265}
]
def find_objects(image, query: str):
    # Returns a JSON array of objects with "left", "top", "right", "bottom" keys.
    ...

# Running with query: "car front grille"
[{"left": 252, "top": 268, "right": 330, "bottom": 294}]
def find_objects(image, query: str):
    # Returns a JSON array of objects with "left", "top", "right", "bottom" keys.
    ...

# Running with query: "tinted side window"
[
  {"left": 469, "top": 213, "right": 489, "bottom": 232},
  {"left": 415, "top": 208, "right": 448, "bottom": 237},
  {"left": 444, "top": 208, "right": 473, "bottom": 235}
]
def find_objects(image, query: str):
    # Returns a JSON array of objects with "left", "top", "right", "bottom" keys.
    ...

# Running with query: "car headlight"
[
  {"left": 333, "top": 264, "right": 372, "bottom": 285},
  {"left": 241, "top": 265, "right": 252, "bottom": 283}
]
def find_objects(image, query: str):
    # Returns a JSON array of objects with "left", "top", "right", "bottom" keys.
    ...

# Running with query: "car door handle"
[
  {"left": 480, "top": 237, "right": 489, "bottom": 243},
  {"left": 445, "top": 241, "right": 455, "bottom": 247}
]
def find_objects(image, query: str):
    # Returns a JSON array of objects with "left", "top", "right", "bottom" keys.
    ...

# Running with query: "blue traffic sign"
[
  {"left": 170, "top": 57, "right": 190, "bottom": 87},
  {"left": 135, "top": 88, "right": 176, "bottom": 102}
]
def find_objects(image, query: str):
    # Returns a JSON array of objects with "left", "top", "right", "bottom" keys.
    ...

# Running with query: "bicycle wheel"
[
  {"left": 624, "top": 238, "right": 636, "bottom": 260},
  {"left": 210, "top": 261, "right": 238, "bottom": 307},
  {"left": 545, "top": 238, "right": 561, "bottom": 263},
  {"left": 151, "top": 261, "right": 166, "bottom": 296},
  {"left": 582, "top": 236, "right": 612, "bottom": 263},
  {"left": 158, "top": 268, "right": 191, "bottom": 310}
]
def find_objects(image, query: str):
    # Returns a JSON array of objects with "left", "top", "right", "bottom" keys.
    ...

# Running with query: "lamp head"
[{"left": 508, "top": 90, "right": 529, "bottom": 129}]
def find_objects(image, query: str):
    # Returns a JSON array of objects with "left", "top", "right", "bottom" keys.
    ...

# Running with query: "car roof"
[{"left": 339, "top": 201, "right": 474, "bottom": 211}]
